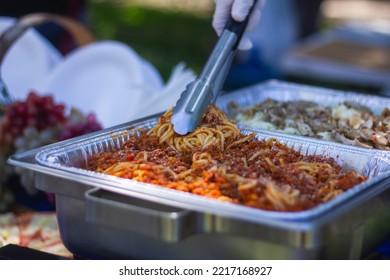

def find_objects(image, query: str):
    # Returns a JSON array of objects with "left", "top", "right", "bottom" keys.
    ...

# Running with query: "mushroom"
[
  {"left": 360, "top": 128, "right": 374, "bottom": 142},
  {"left": 372, "top": 131, "right": 388, "bottom": 146},
  {"left": 332, "top": 132, "right": 355, "bottom": 146},
  {"left": 353, "top": 138, "right": 374, "bottom": 149}
]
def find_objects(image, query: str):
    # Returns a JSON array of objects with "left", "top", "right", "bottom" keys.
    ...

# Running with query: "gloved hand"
[{"left": 212, "top": 0, "right": 263, "bottom": 50}]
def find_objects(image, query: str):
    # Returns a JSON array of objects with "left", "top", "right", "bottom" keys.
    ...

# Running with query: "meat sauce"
[{"left": 86, "top": 130, "right": 367, "bottom": 212}]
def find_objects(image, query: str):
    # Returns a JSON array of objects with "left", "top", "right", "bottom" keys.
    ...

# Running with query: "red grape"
[{"left": 0, "top": 91, "right": 67, "bottom": 145}]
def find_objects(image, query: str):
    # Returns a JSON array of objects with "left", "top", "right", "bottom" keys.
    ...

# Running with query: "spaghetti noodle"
[{"left": 86, "top": 105, "right": 367, "bottom": 212}]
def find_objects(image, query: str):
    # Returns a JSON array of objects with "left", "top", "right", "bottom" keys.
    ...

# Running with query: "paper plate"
[
  {"left": 0, "top": 16, "right": 62, "bottom": 100},
  {"left": 41, "top": 41, "right": 163, "bottom": 128},
  {"left": 131, "top": 63, "right": 196, "bottom": 119},
  {"left": 140, "top": 58, "right": 164, "bottom": 92}
]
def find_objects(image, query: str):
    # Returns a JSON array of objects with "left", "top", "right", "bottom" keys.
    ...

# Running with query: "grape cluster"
[
  {"left": 59, "top": 109, "right": 102, "bottom": 140},
  {"left": 0, "top": 91, "right": 103, "bottom": 198},
  {"left": 0, "top": 92, "right": 66, "bottom": 146}
]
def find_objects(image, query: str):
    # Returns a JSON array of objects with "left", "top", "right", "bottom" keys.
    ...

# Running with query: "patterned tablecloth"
[{"left": 0, "top": 212, "right": 72, "bottom": 258}]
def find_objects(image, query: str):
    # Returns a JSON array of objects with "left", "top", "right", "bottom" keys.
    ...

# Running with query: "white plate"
[
  {"left": 132, "top": 63, "right": 196, "bottom": 119},
  {"left": 0, "top": 16, "right": 62, "bottom": 100},
  {"left": 140, "top": 58, "right": 164, "bottom": 93},
  {"left": 42, "top": 41, "right": 163, "bottom": 128}
]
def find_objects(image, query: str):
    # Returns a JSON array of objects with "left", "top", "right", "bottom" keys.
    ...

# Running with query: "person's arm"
[{"left": 212, "top": 0, "right": 264, "bottom": 50}]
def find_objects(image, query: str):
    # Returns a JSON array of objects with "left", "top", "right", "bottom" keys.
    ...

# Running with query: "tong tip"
[{"left": 171, "top": 111, "right": 194, "bottom": 135}]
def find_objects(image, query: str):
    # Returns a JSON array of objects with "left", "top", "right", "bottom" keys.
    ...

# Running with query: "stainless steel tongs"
[{"left": 172, "top": 1, "right": 258, "bottom": 135}]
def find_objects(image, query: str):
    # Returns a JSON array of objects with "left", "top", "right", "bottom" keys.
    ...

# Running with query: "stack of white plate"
[
  {"left": 1, "top": 16, "right": 196, "bottom": 128},
  {"left": 0, "top": 16, "right": 62, "bottom": 101}
]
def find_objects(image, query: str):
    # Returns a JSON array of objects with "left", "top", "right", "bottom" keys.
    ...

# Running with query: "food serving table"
[{"left": 5, "top": 81, "right": 390, "bottom": 260}]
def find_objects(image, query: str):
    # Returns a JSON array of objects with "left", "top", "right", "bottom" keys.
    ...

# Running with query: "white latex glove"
[{"left": 212, "top": 0, "right": 263, "bottom": 50}]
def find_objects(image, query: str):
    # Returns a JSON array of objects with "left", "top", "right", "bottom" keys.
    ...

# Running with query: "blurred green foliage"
[{"left": 89, "top": 1, "right": 217, "bottom": 81}]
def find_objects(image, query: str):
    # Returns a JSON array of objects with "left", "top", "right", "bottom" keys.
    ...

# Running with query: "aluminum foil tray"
[
  {"left": 216, "top": 80, "right": 390, "bottom": 150},
  {"left": 279, "top": 28, "right": 390, "bottom": 95},
  {"left": 8, "top": 114, "right": 390, "bottom": 259}
]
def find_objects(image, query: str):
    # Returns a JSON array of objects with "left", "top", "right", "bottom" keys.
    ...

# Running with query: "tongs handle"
[
  {"left": 172, "top": 0, "right": 258, "bottom": 135},
  {"left": 224, "top": 2, "right": 258, "bottom": 51}
]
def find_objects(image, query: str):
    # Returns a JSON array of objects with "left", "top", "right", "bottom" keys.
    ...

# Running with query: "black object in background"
[
  {"left": 0, "top": 0, "right": 88, "bottom": 54},
  {"left": 0, "top": 244, "right": 68, "bottom": 260}
]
